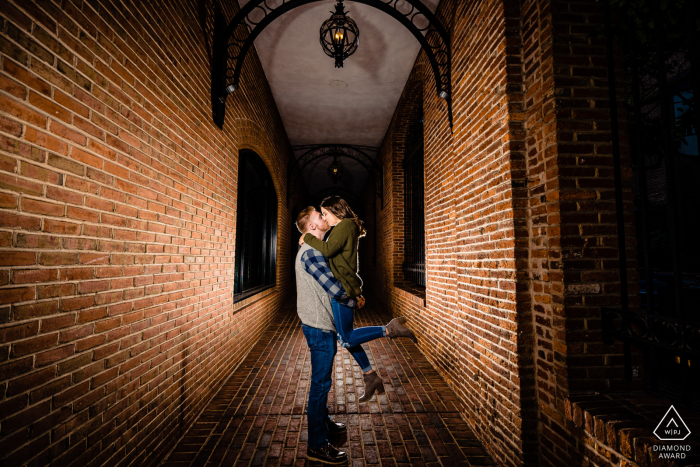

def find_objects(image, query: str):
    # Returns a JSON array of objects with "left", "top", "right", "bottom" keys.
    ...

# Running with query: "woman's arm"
[
  {"left": 303, "top": 220, "right": 355, "bottom": 258},
  {"left": 303, "top": 232, "right": 344, "bottom": 257}
]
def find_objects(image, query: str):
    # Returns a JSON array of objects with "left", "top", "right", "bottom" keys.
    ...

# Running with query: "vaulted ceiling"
[{"left": 239, "top": 0, "right": 439, "bottom": 203}]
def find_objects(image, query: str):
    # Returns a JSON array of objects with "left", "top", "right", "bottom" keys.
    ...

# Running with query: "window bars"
[
  {"left": 234, "top": 150, "right": 278, "bottom": 302},
  {"left": 402, "top": 103, "right": 426, "bottom": 288},
  {"left": 601, "top": 0, "right": 700, "bottom": 410}
]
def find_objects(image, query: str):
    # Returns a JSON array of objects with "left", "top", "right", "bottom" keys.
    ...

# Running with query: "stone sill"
[
  {"left": 394, "top": 284, "right": 426, "bottom": 307},
  {"left": 565, "top": 392, "right": 700, "bottom": 466},
  {"left": 232, "top": 286, "right": 277, "bottom": 313}
]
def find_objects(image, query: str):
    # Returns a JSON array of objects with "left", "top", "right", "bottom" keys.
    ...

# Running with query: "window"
[
  {"left": 402, "top": 102, "right": 426, "bottom": 287},
  {"left": 632, "top": 75, "right": 699, "bottom": 409},
  {"left": 234, "top": 150, "right": 277, "bottom": 302},
  {"left": 601, "top": 5, "right": 700, "bottom": 411}
]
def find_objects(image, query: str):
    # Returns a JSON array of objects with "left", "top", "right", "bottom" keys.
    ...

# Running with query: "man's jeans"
[
  {"left": 331, "top": 298, "right": 385, "bottom": 373},
  {"left": 302, "top": 324, "right": 337, "bottom": 450}
]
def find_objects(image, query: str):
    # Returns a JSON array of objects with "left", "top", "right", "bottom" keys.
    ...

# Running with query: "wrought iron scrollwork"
[
  {"left": 287, "top": 144, "right": 383, "bottom": 205},
  {"left": 212, "top": 0, "right": 452, "bottom": 129},
  {"left": 602, "top": 306, "right": 700, "bottom": 404},
  {"left": 602, "top": 307, "right": 700, "bottom": 355}
]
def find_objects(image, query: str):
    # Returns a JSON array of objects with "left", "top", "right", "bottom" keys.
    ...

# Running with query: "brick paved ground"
[{"left": 159, "top": 305, "right": 496, "bottom": 467}]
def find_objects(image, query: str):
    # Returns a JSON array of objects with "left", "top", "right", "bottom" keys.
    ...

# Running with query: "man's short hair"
[{"left": 295, "top": 206, "right": 316, "bottom": 233}]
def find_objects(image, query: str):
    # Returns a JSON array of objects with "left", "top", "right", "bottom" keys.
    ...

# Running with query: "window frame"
[
  {"left": 233, "top": 150, "right": 278, "bottom": 303},
  {"left": 402, "top": 102, "right": 426, "bottom": 288}
]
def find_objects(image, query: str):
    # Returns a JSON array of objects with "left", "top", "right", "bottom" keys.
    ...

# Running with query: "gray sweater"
[{"left": 295, "top": 244, "right": 336, "bottom": 332}]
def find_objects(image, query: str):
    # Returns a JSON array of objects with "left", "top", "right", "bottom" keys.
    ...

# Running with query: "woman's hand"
[
  {"left": 298, "top": 235, "right": 305, "bottom": 246},
  {"left": 356, "top": 296, "right": 366, "bottom": 309}
]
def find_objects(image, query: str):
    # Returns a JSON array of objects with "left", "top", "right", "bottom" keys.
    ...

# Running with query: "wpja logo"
[{"left": 652, "top": 406, "right": 692, "bottom": 460}]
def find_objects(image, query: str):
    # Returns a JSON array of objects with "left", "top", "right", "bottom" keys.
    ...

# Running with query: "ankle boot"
[
  {"left": 385, "top": 317, "right": 417, "bottom": 343},
  {"left": 358, "top": 372, "right": 385, "bottom": 403}
]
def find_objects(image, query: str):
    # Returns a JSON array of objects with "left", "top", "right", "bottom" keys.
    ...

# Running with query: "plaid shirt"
[{"left": 301, "top": 248, "right": 356, "bottom": 309}]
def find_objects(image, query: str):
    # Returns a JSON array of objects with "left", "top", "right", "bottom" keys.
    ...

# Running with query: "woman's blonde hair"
[{"left": 320, "top": 196, "right": 366, "bottom": 238}]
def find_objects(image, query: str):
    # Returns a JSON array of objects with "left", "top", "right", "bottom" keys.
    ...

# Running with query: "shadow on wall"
[
  {"left": 197, "top": 0, "right": 216, "bottom": 66},
  {"left": 343, "top": 5, "right": 388, "bottom": 81},
  {"left": 178, "top": 347, "right": 189, "bottom": 430}
]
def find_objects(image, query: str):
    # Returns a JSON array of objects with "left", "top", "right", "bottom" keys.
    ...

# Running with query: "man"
[{"left": 295, "top": 206, "right": 360, "bottom": 465}]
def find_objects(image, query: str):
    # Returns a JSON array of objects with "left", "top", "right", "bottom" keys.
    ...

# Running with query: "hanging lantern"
[
  {"left": 327, "top": 156, "right": 344, "bottom": 184},
  {"left": 320, "top": 1, "right": 359, "bottom": 68}
]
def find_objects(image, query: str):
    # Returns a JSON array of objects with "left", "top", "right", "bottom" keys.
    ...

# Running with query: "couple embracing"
[{"left": 294, "top": 196, "right": 417, "bottom": 464}]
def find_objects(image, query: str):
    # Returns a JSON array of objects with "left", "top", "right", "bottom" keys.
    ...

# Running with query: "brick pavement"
[{"left": 158, "top": 305, "right": 496, "bottom": 467}]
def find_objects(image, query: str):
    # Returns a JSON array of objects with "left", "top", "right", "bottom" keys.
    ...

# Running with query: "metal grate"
[
  {"left": 402, "top": 103, "right": 426, "bottom": 288},
  {"left": 601, "top": 0, "right": 699, "bottom": 410}
]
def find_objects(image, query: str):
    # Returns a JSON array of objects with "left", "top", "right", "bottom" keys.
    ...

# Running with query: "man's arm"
[{"left": 301, "top": 248, "right": 356, "bottom": 308}]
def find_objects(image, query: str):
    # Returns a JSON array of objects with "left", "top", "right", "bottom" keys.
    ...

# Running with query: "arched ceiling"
[{"left": 238, "top": 0, "right": 439, "bottom": 200}]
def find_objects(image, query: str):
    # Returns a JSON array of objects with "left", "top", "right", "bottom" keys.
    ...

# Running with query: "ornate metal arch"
[
  {"left": 212, "top": 0, "right": 451, "bottom": 129},
  {"left": 287, "top": 144, "right": 383, "bottom": 204}
]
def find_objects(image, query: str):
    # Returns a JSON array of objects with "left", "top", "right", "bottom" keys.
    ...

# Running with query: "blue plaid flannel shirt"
[{"left": 301, "top": 248, "right": 356, "bottom": 309}]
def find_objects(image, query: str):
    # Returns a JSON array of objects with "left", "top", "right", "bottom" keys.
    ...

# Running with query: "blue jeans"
[
  {"left": 331, "top": 298, "right": 385, "bottom": 373},
  {"left": 302, "top": 324, "right": 337, "bottom": 450}
]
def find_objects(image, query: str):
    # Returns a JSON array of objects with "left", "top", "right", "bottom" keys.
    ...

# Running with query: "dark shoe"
[
  {"left": 385, "top": 316, "right": 417, "bottom": 343},
  {"left": 358, "top": 371, "right": 385, "bottom": 403},
  {"left": 307, "top": 443, "right": 348, "bottom": 464},
  {"left": 327, "top": 420, "right": 346, "bottom": 434}
]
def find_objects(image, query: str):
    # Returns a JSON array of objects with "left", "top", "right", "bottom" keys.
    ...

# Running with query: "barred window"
[
  {"left": 402, "top": 103, "right": 425, "bottom": 287},
  {"left": 234, "top": 150, "right": 277, "bottom": 302},
  {"left": 601, "top": 0, "right": 700, "bottom": 411}
]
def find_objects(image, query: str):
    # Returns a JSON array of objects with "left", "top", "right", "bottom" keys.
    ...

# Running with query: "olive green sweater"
[{"left": 303, "top": 219, "right": 363, "bottom": 298}]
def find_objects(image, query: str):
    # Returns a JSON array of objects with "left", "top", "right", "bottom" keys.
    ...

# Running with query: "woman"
[{"left": 300, "top": 196, "right": 416, "bottom": 402}]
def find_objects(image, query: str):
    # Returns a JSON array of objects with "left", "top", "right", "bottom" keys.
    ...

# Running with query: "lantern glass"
[
  {"left": 327, "top": 157, "right": 344, "bottom": 184},
  {"left": 320, "top": 1, "right": 359, "bottom": 68}
]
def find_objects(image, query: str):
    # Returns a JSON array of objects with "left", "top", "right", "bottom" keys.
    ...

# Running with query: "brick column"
[{"left": 520, "top": 0, "right": 636, "bottom": 465}]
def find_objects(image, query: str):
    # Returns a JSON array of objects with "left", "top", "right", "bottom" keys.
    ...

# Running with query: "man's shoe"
[
  {"left": 307, "top": 443, "right": 348, "bottom": 464},
  {"left": 327, "top": 420, "right": 346, "bottom": 434},
  {"left": 358, "top": 371, "right": 385, "bottom": 403},
  {"left": 385, "top": 316, "right": 417, "bottom": 343}
]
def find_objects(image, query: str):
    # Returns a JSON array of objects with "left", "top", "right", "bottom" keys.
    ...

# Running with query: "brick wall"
[
  {"left": 0, "top": 1, "right": 298, "bottom": 466},
  {"left": 564, "top": 394, "right": 700, "bottom": 466},
  {"left": 361, "top": 0, "right": 637, "bottom": 466},
  {"left": 521, "top": 0, "right": 638, "bottom": 465},
  {"left": 363, "top": 0, "right": 537, "bottom": 465}
]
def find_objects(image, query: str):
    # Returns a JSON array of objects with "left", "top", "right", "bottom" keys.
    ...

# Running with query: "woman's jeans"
[
  {"left": 302, "top": 324, "right": 337, "bottom": 450},
  {"left": 331, "top": 298, "right": 385, "bottom": 373}
]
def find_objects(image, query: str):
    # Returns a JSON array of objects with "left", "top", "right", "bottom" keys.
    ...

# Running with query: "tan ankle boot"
[
  {"left": 358, "top": 372, "right": 385, "bottom": 403},
  {"left": 386, "top": 317, "right": 417, "bottom": 343}
]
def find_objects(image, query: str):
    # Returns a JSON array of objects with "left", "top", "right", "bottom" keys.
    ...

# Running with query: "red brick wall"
[
  {"left": 521, "top": 0, "right": 637, "bottom": 465},
  {"left": 0, "top": 1, "right": 298, "bottom": 466},
  {"left": 564, "top": 394, "right": 700, "bottom": 466},
  {"left": 361, "top": 0, "right": 636, "bottom": 466},
  {"left": 364, "top": 0, "right": 537, "bottom": 465}
]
